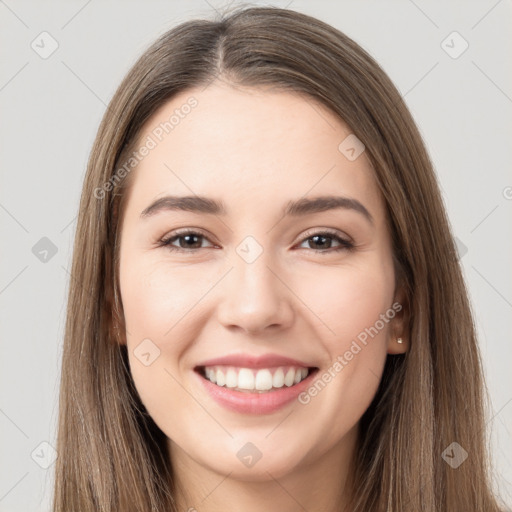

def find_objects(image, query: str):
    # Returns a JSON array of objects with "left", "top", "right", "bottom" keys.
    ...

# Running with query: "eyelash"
[{"left": 158, "top": 228, "right": 355, "bottom": 255}]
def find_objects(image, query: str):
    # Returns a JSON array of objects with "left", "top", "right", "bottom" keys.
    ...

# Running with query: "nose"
[{"left": 216, "top": 251, "right": 295, "bottom": 335}]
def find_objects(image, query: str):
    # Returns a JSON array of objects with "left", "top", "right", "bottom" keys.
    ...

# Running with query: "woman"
[{"left": 53, "top": 5, "right": 506, "bottom": 511}]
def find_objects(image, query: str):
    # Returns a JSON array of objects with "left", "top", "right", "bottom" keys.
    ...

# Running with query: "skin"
[{"left": 118, "top": 81, "right": 408, "bottom": 512}]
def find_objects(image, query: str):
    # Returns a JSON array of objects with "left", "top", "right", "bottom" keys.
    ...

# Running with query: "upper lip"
[{"left": 194, "top": 353, "right": 316, "bottom": 370}]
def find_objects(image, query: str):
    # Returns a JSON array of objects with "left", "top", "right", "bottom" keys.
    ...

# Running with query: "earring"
[{"left": 396, "top": 337, "right": 403, "bottom": 344}]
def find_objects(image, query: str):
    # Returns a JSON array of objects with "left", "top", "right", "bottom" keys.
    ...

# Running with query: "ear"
[{"left": 387, "top": 284, "right": 409, "bottom": 355}]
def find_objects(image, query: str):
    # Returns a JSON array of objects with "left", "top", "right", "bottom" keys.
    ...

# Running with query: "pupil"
[
  {"left": 182, "top": 234, "right": 200, "bottom": 248},
  {"left": 311, "top": 235, "right": 329, "bottom": 249}
]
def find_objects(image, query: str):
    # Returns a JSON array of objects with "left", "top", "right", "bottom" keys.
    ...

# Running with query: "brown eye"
[
  {"left": 158, "top": 229, "right": 354, "bottom": 254},
  {"left": 297, "top": 230, "right": 354, "bottom": 254},
  {"left": 159, "top": 230, "right": 214, "bottom": 252}
]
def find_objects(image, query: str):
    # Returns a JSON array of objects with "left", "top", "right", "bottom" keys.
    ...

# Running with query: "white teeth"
[
  {"left": 272, "top": 368, "right": 285, "bottom": 388},
  {"left": 216, "top": 368, "right": 226, "bottom": 387},
  {"left": 297, "top": 368, "right": 308, "bottom": 383},
  {"left": 238, "top": 368, "right": 255, "bottom": 390},
  {"left": 202, "top": 365, "right": 310, "bottom": 392},
  {"left": 225, "top": 368, "right": 238, "bottom": 388},
  {"left": 284, "top": 368, "right": 295, "bottom": 387},
  {"left": 255, "top": 369, "right": 273, "bottom": 391}
]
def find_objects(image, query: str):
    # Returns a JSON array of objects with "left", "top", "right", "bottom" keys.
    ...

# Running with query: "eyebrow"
[{"left": 140, "top": 194, "right": 373, "bottom": 225}]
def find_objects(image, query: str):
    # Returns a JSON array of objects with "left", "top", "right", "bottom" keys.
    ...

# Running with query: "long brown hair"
[{"left": 53, "top": 5, "right": 505, "bottom": 511}]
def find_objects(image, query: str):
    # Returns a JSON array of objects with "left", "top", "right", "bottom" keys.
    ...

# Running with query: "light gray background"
[{"left": 1, "top": 1, "right": 511, "bottom": 510}]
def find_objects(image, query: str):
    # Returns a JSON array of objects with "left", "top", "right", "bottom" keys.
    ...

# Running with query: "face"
[{"left": 118, "top": 82, "right": 406, "bottom": 482}]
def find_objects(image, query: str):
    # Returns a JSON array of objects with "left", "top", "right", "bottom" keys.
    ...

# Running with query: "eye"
[
  {"left": 158, "top": 229, "right": 215, "bottom": 252},
  {"left": 296, "top": 229, "right": 354, "bottom": 254},
  {"left": 158, "top": 228, "right": 354, "bottom": 254}
]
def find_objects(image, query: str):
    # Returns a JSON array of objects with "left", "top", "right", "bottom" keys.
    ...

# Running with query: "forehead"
[{"left": 123, "top": 82, "right": 385, "bottom": 223}]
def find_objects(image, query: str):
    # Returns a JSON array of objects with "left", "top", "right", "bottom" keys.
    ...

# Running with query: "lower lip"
[{"left": 193, "top": 368, "right": 318, "bottom": 415}]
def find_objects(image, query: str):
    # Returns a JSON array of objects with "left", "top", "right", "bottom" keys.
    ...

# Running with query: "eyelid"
[
  {"left": 167, "top": 227, "right": 211, "bottom": 238},
  {"left": 297, "top": 227, "right": 352, "bottom": 244}
]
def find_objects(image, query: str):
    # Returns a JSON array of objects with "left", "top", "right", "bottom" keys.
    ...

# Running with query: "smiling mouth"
[{"left": 195, "top": 365, "right": 319, "bottom": 393}]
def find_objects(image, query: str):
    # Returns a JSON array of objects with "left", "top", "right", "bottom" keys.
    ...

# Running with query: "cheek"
[
  {"left": 119, "top": 253, "right": 229, "bottom": 415},
  {"left": 120, "top": 257, "right": 211, "bottom": 341},
  {"left": 119, "top": 259, "right": 203, "bottom": 438},
  {"left": 294, "top": 257, "right": 393, "bottom": 405},
  {"left": 292, "top": 264, "right": 393, "bottom": 451},
  {"left": 296, "top": 257, "right": 395, "bottom": 347}
]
